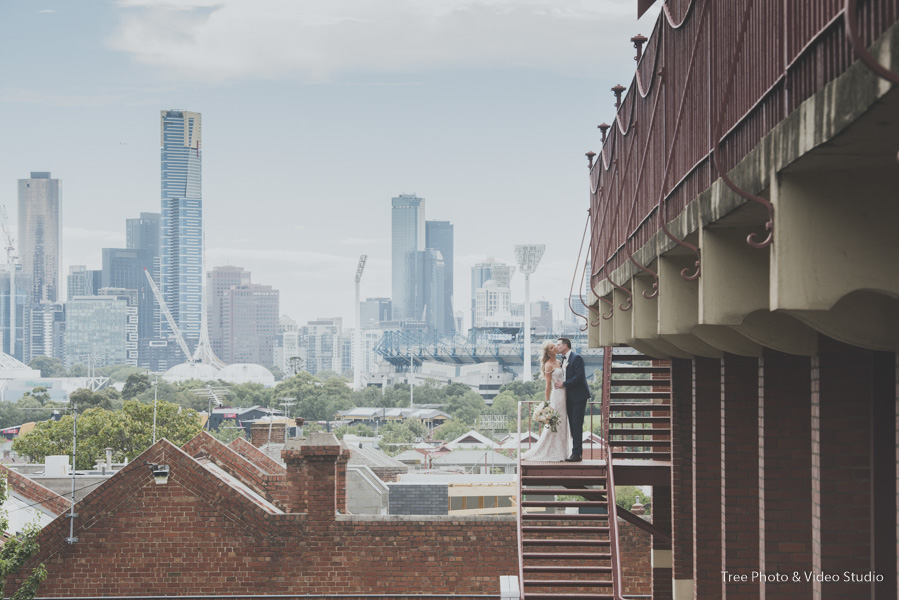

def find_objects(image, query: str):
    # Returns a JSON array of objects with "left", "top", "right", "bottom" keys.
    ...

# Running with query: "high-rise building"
[
  {"left": 273, "top": 315, "right": 304, "bottom": 375},
  {"left": 406, "top": 249, "right": 448, "bottom": 334},
  {"left": 160, "top": 110, "right": 203, "bottom": 352},
  {"left": 126, "top": 212, "right": 161, "bottom": 253},
  {"left": 102, "top": 248, "right": 155, "bottom": 341},
  {"left": 304, "top": 317, "right": 342, "bottom": 375},
  {"left": 470, "top": 258, "right": 501, "bottom": 330},
  {"left": 27, "top": 302, "right": 65, "bottom": 363},
  {"left": 207, "top": 266, "right": 251, "bottom": 358},
  {"left": 0, "top": 266, "right": 31, "bottom": 360},
  {"left": 360, "top": 297, "right": 392, "bottom": 327},
  {"left": 67, "top": 266, "right": 102, "bottom": 300},
  {"left": 425, "top": 220, "right": 454, "bottom": 334},
  {"left": 475, "top": 280, "right": 513, "bottom": 328},
  {"left": 18, "top": 172, "right": 61, "bottom": 303},
  {"left": 391, "top": 194, "right": 425, "bottom": 321},
  {"left": 99, "top": 288, "right": 139, "bottom": 367},
  {"left": 219, "top": 283, "right": 279, "bottom": 366},
  {"left": 65, "top": 296, "right": 127, "bottom": 368}
]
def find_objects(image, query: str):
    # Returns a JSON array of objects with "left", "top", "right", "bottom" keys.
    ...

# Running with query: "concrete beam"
[
  {"left": 733, "top": 310, "right": 818, "bottom": 357},
  {"left": 699, "top": 225, "right": 769, "bottom": 325}
]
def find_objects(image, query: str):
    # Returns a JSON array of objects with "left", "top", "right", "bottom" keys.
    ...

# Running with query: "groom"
[{"left": 553, "top": 337, "right": 591, "bottom": 462}]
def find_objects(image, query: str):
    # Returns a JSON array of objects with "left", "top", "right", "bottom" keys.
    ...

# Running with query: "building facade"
[
  {"left": 160, "top": 110, "right": 203, "bottom": 352},
  {"left": 65, "top": 296, "right": 127, "bottom": 368},
  {"left": 219, "top": 283, "right": 279, "bottom": 366},
  {"left": 0, "top": 267, "right": 31, "bottom": 360},
  {"left": 207, "top": 265, "right": 251, "bottom": 359},
  {"left": 425, "top": 220, "right": 455, "bottom": 334},
  {"left": 17, "top": 172, "right": 61, "bottom": 304},
  {"left": 390, "top": 194, "right": 425, "bottom": 321},
  {"left": 304, "top": 317, "right": 342, "bottom": 375},
  {"left": 26, "top": 302, "right": 64, "bottom": 363},
  {"left": 66, "top": 266, "right": 101, "bottom": 301},
  {"left": 359, "top": 297, "right": 391, "bottom": 328}
]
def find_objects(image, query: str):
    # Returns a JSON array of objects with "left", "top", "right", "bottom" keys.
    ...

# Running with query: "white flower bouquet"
[{"left": 532, "top": 401, "right": 560, "bottom": 433}]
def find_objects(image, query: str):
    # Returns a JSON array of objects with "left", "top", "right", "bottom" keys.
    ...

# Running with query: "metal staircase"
[{"left": 516, "top": 347, "right": 672, "bottom": 599}]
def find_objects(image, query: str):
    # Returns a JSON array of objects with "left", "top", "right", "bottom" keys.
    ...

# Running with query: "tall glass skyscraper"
[
  {"left": 17, "top": 172, "right": 61, "bottom": 303},
  {"left": 425, "top": 220, "right": 454, "bottom": 334},
  {"left": 391, "top": 194, "right": 425, "bottom": 321},
  {"left": 160, "top": 110, "right": 202, "bottom": 351}
]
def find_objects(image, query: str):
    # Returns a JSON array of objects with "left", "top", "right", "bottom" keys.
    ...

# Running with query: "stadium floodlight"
[{"left": 514, "top": 244, "right": 546, "bottom": 381}]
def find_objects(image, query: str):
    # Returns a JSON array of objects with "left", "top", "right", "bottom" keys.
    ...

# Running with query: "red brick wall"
[
  {"left": 693, "top": 357, "right": 722, "bottom": 597},
  {"left": 721, "top": 354, "right": 760, "bottom": 600},
  {"left": 618, "top": 518, "right": 652, "bottom": 596},
  {"left": 670, "top": 358, "right": 694, "bottom": 583},
  {"left": 8, "top": 440, "right": 518, "bottom": 598},
  {"left": 0, "top": 463, "right": 69, "bottom": 517}
]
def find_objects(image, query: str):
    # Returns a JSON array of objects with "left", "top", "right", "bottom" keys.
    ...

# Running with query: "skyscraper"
[
  {"left": 470, "top": 258, "right": 499, "bottom": 330},
  {"left": 67, "top": 266, "right": 102, "bottom": 300},
  {"left": 207, "top": 266, "right": 252, "bottom": 358},
  {"left": 18, "top": 172, "right": 61, "bottom": 303},
  {"left": 160, "top": 110, "right": 203, "bottom": 351},
  {"left": 406, "top": 249, "right": 448, "bottom": 334},
  {"left": 425, "top": 220, "right": 455, "bottom": 333},
  {"left": 391, "top": 194, "right": 425, "bottom": 321}
]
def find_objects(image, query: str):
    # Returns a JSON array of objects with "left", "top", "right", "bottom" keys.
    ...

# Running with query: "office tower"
[
  {"left": 27, "top": 302, "right": 65, "bottom": 363},
  {"left": 65, "top": 296, "right": 127, "bottom": 368},
  {"left": 18, "top": 172, "right": 61, "bottom": 303},
  {"left": 207, "top": 266, "right": 252, "bottom": 358},
  {"left": 219, "top": 283, "right": 279, "bottom": 365},
  {"left": 99, "top": 288, "right": 139, "bottom": 366},
  {"left": 274, "top": 315, "right": 304, "bottom": 374},
  {"left": 126, "top": 212, "right": 161, "bottom": 253},
  {"left": 0, "top": 267, "right": 31, "bottom": 360},
  {"left": 470, "top": 258, "right": 500, "bottom": 330},
  {"left": 406, "top": 249, "right": 448, "bottom": 334},
  {"left": 360, "top": 298, "right": 392, "bottom": 328},
  {"left": 425, "top": 220, "right": 454, "bottom": 333},
  {"left": 67, "top": 266, "right": 102, "bottom": 300},
  {"left": 160, "top": 110, "right": 203, "bottom": 351},
  {"left": 391, "top": 194, "right": 425, "bottom": 321},
  {"left": 102, "top": 248, "right": 154, "bottom": 340},
  {"left": 475, "top": 281, "right": 513, "bottom": 328},
  {"left": 304, "top": 317, "right": 342, "bottom": 375}
]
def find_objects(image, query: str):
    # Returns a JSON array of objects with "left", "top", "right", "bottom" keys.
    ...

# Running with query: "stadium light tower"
[
  {"left": 514, "top": 244, "right": 545, "bottom": 381},
  {"left": 354, "top": 255, "right": 368, "bottom": 390}
]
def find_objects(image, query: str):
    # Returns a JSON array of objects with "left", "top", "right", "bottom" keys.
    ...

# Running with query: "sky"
[{"left": 0, "top": 0, "right": 661, "bottom": 332}]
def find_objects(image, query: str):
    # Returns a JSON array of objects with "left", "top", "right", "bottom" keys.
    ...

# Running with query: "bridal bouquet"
[{"left": 532, "top": 401, "right": 560, "bottom": 433}]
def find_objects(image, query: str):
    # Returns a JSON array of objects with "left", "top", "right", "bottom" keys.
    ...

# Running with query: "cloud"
[
  {"left": 64, "top": 227, "right": 126, "bottom": 246},
  {"left": 108, "top": 0, "right": 651, "bottom": 82},
  {"left": 0, "top": 88, "right": 127, "bottom": 108},
  {"left": 38, "top": 9, "right": 58, "bottom": 13}
]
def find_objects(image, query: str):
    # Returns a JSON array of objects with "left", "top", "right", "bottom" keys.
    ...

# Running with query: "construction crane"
[
  {"left": 143, "top": 268, "right": 194, "bottom": 363},
  {"left": 0, "top": 206, "right": 17, "bottom": 356}
]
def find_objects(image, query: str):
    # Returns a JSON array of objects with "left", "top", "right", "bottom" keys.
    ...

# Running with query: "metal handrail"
[
  {"left": 601, "top": 347, "right": 625, "bottom": 600},
  {"left": 515, "top": 400, "right": 525, "bottom": 600}
]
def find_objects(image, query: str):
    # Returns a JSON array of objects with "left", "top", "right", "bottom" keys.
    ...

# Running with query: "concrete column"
[
  {"left": 760, "top": 350, "right": 813, "bottom": 600},
  {"left": 670, "top": 358, "right": 694, "bottom": 599},
  {"left": 721, "top": 354, "right": 760, "bottom": 600},
  {"left": 811, "top": 337, "right": 872, "bottom": 599},
  {"left": 693, "top": 358, "right": 722, "bottom": 598}
]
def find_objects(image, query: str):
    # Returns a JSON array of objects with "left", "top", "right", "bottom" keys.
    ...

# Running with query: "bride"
[{"left": 522, "top": 340, "right": 571, "bottom": 461}]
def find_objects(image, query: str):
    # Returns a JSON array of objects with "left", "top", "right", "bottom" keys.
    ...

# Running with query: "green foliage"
[
  {"left": 27, "top": 356, "right": 64, "bottom": 378},
  {"left": 498, "top": 380, "right": 542, "bottom": 401},
  {"left": 615, "top": 486, "right": 651, "bottom": 515},
  {"left": 432, "top": 418, "right": 474, "bottom": 443},
  {"left": 95, "top": 365, "right": 146, "bottom": 383},
  {"left": 268, "top": 366, "right": 285, "bottom": 382},
  {"left": 121, "top": 373, "right": 151, "bottom": 399},
  {"left": 226, "top": 383, "right": 272, "bottom": 408},
  {"left": 68, "top": 364, "right": 87, "bottom": 377},
  {"left": 443, "top": 386, "right": 487, "bottom": 425},
  {"left": 0, "top": 478, "right": 46, "bottom": 599},
  {"left": 208, "top": 424, "right": 245, "bottom": 444},
  {"left": 12, "top": 400, "right": 202, "bottom": 469},
  {"left": 69, "top": 388, "right": 116, "bottom": 411},
  {"left": 333, "top": 423, "right": 374, "bottom": 439},
  {"left": 272, "top": 372, "right": 352, "bottom": 422},
  {"left": 377, "top": 421, "right": 423, "bottom": 456}
]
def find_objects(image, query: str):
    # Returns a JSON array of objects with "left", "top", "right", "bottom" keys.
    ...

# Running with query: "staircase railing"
[{"left": 600, "top": 347, "right": 625, "bottom": 600}]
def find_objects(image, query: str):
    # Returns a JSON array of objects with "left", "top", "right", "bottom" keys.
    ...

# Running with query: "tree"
[
  {"left": 121, "top": 373, "right": 151, "bottom": 399},
  {"left": 333, "top": 423, "right": 374, "bottom": 439},
  {"left": 69, "top": 388, "right": 114, "bottom": 411},
  {"left": 433, "top": 418, "right": 474, "bottom": 443},
  {"left": 0, "top": 476, "right": 47, "bottom": 599},
  {"left": 443, "top": 389, "right": 487, "bottom": 425},
  {"left": 615, "top": 486, "right": 651, "bottom": 515},
  {"left": 226, "top": 383, "right": 272, "bottom": 408},
  {"left": 27, "top": 356, "right": 64, "bottom": 378},
  {"left": 377, "top": 422, "right": 421, "bottom": 456},
  {"left": 12, "top": 400, "right": 203, "bottom": 469}
]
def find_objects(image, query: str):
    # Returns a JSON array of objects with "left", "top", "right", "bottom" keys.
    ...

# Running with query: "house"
[
  {"left": 443, "top": 429, "right": 497, "bottom": 449},
  {"left": 0, "top": 464, "right": 69, "bottom": 537},
  {"left": 431, "top": 449, "right": 517, "bottom": 474}
]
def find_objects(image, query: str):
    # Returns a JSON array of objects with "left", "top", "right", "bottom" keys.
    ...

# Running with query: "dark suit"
[{"left": 562, "top": 350, "right": 592, "bottom": 457}]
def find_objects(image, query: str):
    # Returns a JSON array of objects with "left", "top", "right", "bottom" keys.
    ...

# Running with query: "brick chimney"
[
  {"left": 282, "top": 432, "right": 349, "bottom": 519},
  {"left": 250, "top": 421, "right": 287, "bottom": 447}
]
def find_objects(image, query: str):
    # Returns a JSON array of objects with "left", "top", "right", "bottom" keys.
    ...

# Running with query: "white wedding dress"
[{"left": 521, "top": 367, "right": 571, "bottom": 461}]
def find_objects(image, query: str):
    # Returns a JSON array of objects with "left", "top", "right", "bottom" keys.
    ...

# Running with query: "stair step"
[
  {"left": 609, "top": 416, "right": 670, "bottom": 423},
  {"left": 610, "top": 439, "right": 671, "bottom": 447},
  {"left": 523, "top": 579, "right": 613, "bottom": 587},
  {"left": 522, "top": 526, "right": 610, "bottom": 533},
  {"left": 522, "top": 552, "right": 612, "bottom": 560},
  {"left": 610, "top": 354, "right": 654, "bottom": 361},
  {"left": 525, "top": 595, "right": 614, "bottom": 600},
  {"left": 610, "top": 391, "right": 670, "bottom": 399},
  {"left": 522, "top": 539, "right": 611, "bottom": 546},
  {"left": 522, "top": 501, "right": 608, "bottom": 508},
  {"left": 611, "top": 366, "right": 669, "bottom": 374},
  {"left": 610, "top": 402, "right": 670, "bottom": 411},
  {"left": 522, "top": 488, "right": 607, "bottom": 498},
  {"left": 611, "top": 451, "right": 671, "bottom": 459},
  {"left": 609, "top": 428, "right": 670, "bottom": 435},
  {"left": 523, "top": 514, "right": 608, "bottom": 522},
  {"left": 524, "top": 565, "right": 613, "bottom": 574},
  {"left": 609, "top": 379, "right": 671, "bottom": 387},
  {"left": 521, "top": 476, "right": 605, "bottom": 485}
]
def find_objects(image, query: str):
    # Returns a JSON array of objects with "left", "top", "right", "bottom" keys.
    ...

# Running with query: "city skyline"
[{"left": 0, "top": 1, "right": 661, "bottom": 331}]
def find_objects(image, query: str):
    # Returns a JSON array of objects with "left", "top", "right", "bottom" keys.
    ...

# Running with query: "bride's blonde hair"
[{"left": 539, "top": 340, "right": 557, "bottom": 379}]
